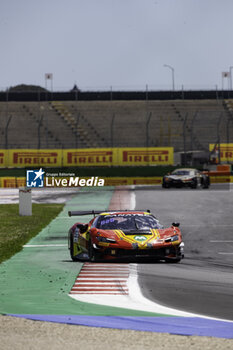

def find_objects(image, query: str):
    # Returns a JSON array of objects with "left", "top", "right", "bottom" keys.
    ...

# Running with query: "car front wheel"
[
  {"left": 69, "top": 233, "right": 79, "bottom": 261},
  {"left": 165, "top": 257, "right": 181, "bottom": 263},
  {"left": 190, "top": 178, "right": 197, "bottom": 189},
  {"left": 202, "top": 178, "right": 210, "bottom": 189},
  {"left": 88, "top": 239, "right": 99, "bottom": 262}
]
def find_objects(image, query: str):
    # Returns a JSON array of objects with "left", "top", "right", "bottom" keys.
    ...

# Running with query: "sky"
[{"left": 0, "top": 0, "right": 233, "bottom": 91}]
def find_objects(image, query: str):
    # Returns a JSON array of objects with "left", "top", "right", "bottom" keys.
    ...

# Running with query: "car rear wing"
[
  {"left": 68, "top": 210, "right": 105, "bottom": 217},
  {"left": 68, "top": 209, "right": 151, "bottom": 217}
]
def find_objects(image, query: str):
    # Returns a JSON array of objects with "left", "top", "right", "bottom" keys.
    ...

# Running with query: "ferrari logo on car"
[{"left": 134, "top": 236, "right": 147, "bottom": 242}]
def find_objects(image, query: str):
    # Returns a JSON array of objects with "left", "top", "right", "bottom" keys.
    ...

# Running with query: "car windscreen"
[
  {"left": 172, "top": 170, "right": 190, "bottom": 176},
  {"left": 95, "top": 214, "right": 162, "bottom": 231}
]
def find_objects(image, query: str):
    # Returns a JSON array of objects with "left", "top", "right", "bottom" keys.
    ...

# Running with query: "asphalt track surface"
[
  {"left": 1, "top": 186, "right": 233, "bottom": 328},
  {"left": 0, "top": 188, "right": 79, "bottom": 204},
  {"left": 135, "top": 184, "right": 233, "bottom": 321}
]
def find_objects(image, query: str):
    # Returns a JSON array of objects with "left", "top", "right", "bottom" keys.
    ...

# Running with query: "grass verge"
[{"left": 0, "top": 204, "right": 64, "bottom": 263}]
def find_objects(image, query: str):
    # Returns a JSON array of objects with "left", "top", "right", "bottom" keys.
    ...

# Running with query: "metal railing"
[{"left": 0, "top": 100, "right": 232, "bottom": 167}]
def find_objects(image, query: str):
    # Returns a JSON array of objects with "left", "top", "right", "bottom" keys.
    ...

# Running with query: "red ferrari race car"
[{"left": 68, "top": 210, "right": 184, "bottom": 263}]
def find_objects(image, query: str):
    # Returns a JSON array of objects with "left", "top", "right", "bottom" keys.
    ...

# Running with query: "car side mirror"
[
  {"left": 172, "top": 222, "right": 180, "bottom": 227},
  {"left": 77, "top": 224, "right": 88, "bottom": 233}
]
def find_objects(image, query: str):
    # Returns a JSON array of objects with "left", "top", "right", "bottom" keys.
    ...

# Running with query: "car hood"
[
  {"left": 96, "top": 228, "right": 179, "bottom": 244},
  {"left": 167, "top": 175, "right": 193, "bottom": 180}
]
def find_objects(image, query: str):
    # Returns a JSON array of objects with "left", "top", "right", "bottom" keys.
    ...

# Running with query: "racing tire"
[
  {"left": 165, "top": 258, "right": 181, "bottom": 263},
  {"left": 190, "top": 178, "right": 197, "bottom": 189},
  {"left": 202, "top": 178, "right": 210, "bottom": 189},
  {"left": 88, "top": 238, "right": 98, "bottom": 262},
  {"left": 202, "top": 183, "right": 209, "bottom": 189},
  {"left": 69, "top": 233, "right": 79, "bottom": 262}
]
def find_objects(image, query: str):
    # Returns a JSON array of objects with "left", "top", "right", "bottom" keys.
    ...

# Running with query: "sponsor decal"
[
  {"left": 123, "top": 150, "right": 168, "bottom": 162},
  {"left": 1, "top": 177, "right": 26, "bottom": 188},
  {"left": 133, "top": 178, "right": 161, "bottom": 185},
  {"left": 14, "top": 152, "right": 57, "bottom": 165},
  {"left": 104, "top": 178, "right": 129, "bottom": 186},
  {"left": 119, "top": 147, "right": 173, "bottom": 165},
  {"left": 209, "top": 175, "right": 230, "bottom": 183},
  {"left": 0, "top": 150, "right": 8, "bottom": 167},
  {"left": 3, "top": 178, "right": 17, "bottom": 188},
  {"left": 0, "top": 148, "right": 174, "bottom": 168},
  {"left": 0, "top": 152, "right": 4, "bottom": 165},
  {"left": 209, "top": 143, "right": 233, "bottom": 162},
  {"left": 9, "top": 150, "right": 61, "bottom": 167},
  {"left": 73, "top": 228, "right": 79, "bottom": 243},
  {"left": 65, "top": 149, "right": 114, "bottom": 166},
  {"left": 134, "top": 236, "right": 147, "bottom": 242}
]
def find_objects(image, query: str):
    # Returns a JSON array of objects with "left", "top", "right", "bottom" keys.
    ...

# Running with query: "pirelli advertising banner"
[
  {"left": 63, "top": 147, "right": 173, "bottom": 167},
  {"left": 118, "top": 147, "right": 173, "bottom": 166},
  {"left": 0, "top": 150, "right": 7, "bottom": 167},
  {"left": 2, "top": 149, "right": 62, "bottom": 168},
  {"left": 0, "top": 147, "right": 173, "bottom": 168},
  {"left": 63, "top": 148, "right": 118, "bottom": 167},
  {"left": 209, "top": 143, "right": 233, "bottom": 163},
  {"left": 0, "top": 177, "right": 26, "bottom": 188}
]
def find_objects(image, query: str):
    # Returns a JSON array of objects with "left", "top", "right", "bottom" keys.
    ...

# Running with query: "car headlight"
[
  {"left": 165, "top": 235, "right": 179, "bottom": 242},
  {"left": 164, "top": 177, "right": 171, "bottom": 182},
  {"left": 171, "top": 235, "right": 179, "bottom": 241},
  {"left": 97, "top": 236, "right": 116, "bottom": 243}
]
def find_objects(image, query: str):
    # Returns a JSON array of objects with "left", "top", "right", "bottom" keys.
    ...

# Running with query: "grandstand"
[{"left": 0, "top": 98, "right": 232, "bottom": 155}]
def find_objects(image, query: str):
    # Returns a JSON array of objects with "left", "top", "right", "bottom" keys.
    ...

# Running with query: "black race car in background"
[{"left": 162, "top": 168, "right": 210, "bottom": 189}]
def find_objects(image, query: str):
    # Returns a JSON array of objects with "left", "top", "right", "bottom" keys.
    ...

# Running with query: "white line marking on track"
[
  {"left": 56, "top": 217, "right": 78, "bottom": 219},
  {"left": 82, "top": 267, "right": 128, "bottom": 273},
  {"left": 183, "top": 225, "right": 233, "bottom": 227},
  {"left": 70, "top": 292, "right": 125, "bottom": 295},
  {"left": 73, "top": 282, "right": 126, "bottom": 285},
  {"left": 210, "top": 240, "right": 233, "bottom": 243},
  {"left": 218, "top": 252, "right": 233, "bottom": 255},
  {"left": 82, "top": 265, "right": 128, "bottom": 268},
  {"left": 80, "top": 272, "right": 126, "bottom": 274}
]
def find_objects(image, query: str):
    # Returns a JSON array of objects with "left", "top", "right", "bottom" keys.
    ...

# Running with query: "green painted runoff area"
[{"left": 0, "top": 187, "right": 168, "bottom": 317}]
